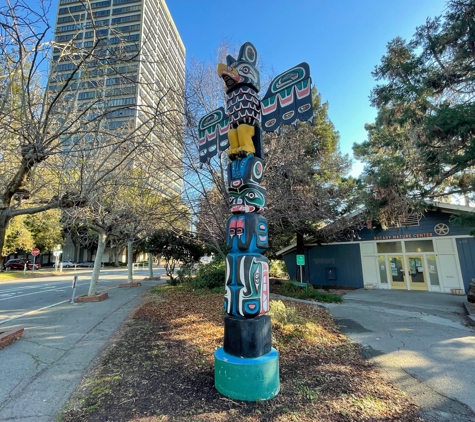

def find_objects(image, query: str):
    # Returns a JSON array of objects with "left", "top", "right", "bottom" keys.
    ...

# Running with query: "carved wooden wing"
[
  {"left": 198, "top": 107, "right": 230, "bottom": 163},
  {"left": 261, "top": 62, "right": 313, "bottom": 133}
]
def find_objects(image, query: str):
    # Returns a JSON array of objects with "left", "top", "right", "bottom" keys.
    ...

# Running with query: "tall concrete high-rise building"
[{"left": 48, "top": 0, "right": 185, "bottom": 198}]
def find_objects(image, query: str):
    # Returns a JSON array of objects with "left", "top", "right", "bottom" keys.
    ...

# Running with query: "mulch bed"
[{"left": 60, "top": 286, "right": 422, "bottom": 422}]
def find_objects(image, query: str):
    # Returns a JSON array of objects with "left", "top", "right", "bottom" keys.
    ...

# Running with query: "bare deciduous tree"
[{"left": 0, "top": 0, "right": 184, "bottom": 266}]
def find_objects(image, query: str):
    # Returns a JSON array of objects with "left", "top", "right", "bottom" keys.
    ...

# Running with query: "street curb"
[
  {"left": 269, "top": 293, "right": 329, "bottom": 309},
  {"left": 119, "top": 282, "right": 142, "bottom": 287},
  {"left": 463, "top": 301, "right": 475, "bottom": 327},
  {"left": 0, "top": 327, "right": 24, "bottom": 349}
]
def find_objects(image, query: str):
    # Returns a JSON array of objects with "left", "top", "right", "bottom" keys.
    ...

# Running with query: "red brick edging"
[
  {"left": 119, "top": 282, "right": 142, "bottom": 288},
  {"left": 0, "top": 328, "right": 25, "bottom": 349},
  {"left": 73, "top": 292, "right": 109, "bottom": 302}
]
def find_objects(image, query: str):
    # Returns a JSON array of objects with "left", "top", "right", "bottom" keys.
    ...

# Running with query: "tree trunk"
[
  {"left": 295, "top": 232, "right": 305, "bottom": 282},
  {"left": 0, "top": 210, "right": 11, "bottom": 270},
  {"left": 112, "top": 246, "right": 119, "bottom": 267},
  {"left": 127, "top": 240, "right": 134, "bottom": 283},
  {"left": 88, "top": 231, "right": 106, "bottom": 296},
  {"left": 148, "top": 252, "right": 153, "bottom": 278}
]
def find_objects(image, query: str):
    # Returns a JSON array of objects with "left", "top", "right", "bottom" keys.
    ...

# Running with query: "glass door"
[
  {"left": 388, "top": 256, "right": 406, "bottom": 289},
  {"left": 406, "top": 256, "right": 428, "bottom": 290}
]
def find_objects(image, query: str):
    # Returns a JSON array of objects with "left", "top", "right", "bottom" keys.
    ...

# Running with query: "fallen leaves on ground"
[{"left": 61, "top": 285, "right": 423, "bottom": 421}]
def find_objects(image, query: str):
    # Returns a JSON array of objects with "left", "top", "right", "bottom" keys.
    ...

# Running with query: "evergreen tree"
[{"left": 355, "top": 0, "right": 475, "bottom": 227}]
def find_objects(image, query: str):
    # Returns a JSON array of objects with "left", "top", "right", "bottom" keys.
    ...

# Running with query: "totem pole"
[{"left": 198, "top": 42, "right": 313, "bottom": 401}]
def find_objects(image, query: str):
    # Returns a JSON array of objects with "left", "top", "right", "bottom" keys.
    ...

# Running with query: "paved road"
[
  {"left": 0, "top": 268, "right": 165, "bottom": 422},
  {"left": 0, "top": 268, "right": 157, "bottom": 324}
]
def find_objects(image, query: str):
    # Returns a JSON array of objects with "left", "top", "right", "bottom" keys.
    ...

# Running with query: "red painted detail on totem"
[
  {"left": 231, "top": 205, "right": 246, "bottom": 213},
  {"left": 260, "top": 264, "right": 269, "bottom": 314},
  {"left": 296, "top": 83, "right": 311, "bottom": 99},
  {"left": 278, "top": 90, "right": 294, "bottom": 107},
  {"left": 236, "top": 218, "right": 245, "bottom": 237},
  {"left": 231, "top": 205, "right": 256, "bottom": 213},
  {"left": 262, "top": 100, "right": 278, "bottom": 115},
  {"left": 218, "top": 122, "right": 230, "bottom": 135},
  {"left": 229, "top": 219, "right": 237, "bottom": 237}
]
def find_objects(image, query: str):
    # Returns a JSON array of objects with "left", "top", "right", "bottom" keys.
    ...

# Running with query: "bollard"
[{"left": 71, "top": 276, "right": 78, "bottom": 304}]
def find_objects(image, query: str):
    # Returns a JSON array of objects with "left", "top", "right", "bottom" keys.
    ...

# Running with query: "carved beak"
[{"left": 217, "top": 63, "right": 243, "bottom": 83}]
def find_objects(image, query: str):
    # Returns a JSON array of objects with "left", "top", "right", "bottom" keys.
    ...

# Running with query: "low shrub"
[
  {"left": 278, "top": 281, "right": 343, "bottom": 303},
  {"left": 171, "top": 263, "right": 195, "bottom": 286},
  {"left": 193, "top": 260, "right": 225, "bottom": 290},
  {"left": 269, "top": 259, "right": 289, "bottom": 278},
  {"left": 269, "top": 300, "right": 306, "bottom": 325}
]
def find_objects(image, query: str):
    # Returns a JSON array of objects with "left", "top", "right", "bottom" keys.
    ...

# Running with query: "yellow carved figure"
[
  {"left": 237, "top": 124, "right": 255, "bottom": 155},
  {"left": 228, "top": 128, "right": 239, "bottom": 156},
  {"left": 227, "top": 124, "right": 255, "bottom": 158}
]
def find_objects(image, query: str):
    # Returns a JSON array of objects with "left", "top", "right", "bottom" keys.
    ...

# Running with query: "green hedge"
[{"left": 278, "top": 281, "right": 343, "bottom": 303}]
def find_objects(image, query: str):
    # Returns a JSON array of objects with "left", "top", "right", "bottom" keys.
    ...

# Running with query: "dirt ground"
[{"left": 59, "top": 285, "right": 423, "bottom": 422}]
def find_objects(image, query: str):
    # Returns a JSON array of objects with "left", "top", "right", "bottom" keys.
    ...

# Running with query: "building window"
[
  {"left": 404, "top": 240, "right": 434, "bottom": 253},
  {"left": 86, "top": 19, "right": 109, "bottom": 28},
  {"left": 378, "top": 256, "right": 389, "bottom": 283},
  {"left": 111, "top": 14, "right": 141, "bottom": 24},
  {"left": 106, "top": 97, "right": 135, "bottom": 107},
  {"left": 376, "top": 241, "right": 403, "bottom": 254},
  {"left": 113, "top": 0, "right": 141, "bottom": 4},
  {"left": 58, "top": 4, "right": 86, "bottom": 14},
  {"left": 91, "top": 1, "right": 111, "bottom": 9},
  {"left": 78, "top": 91, "right": 96, "bottom": 100},
  {"left": 426, "top": 255, "right": 440, "bottom": 286},
  {"left": 57, "top": 14, "right": 82, "bottom": 24},
  {"left": 116, "top": 24, "right": 140, "bottom": 32},
  {"left": 112, "top": 5, "right": 141, "bottom": 14},
  {"left": 89, "top": 10, "right": 111, "bottom": 18}
]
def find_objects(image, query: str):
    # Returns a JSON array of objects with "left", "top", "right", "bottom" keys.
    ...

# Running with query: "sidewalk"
[
  {"left": 325, "top": 289, "right": 475, "bottom": 422},
  {"left": 0, "top": 277, "right": 164, "bottom": 422}
]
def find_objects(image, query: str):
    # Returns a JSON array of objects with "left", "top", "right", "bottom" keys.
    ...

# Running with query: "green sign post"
[{"left": 294, "top": 255, "right": 307, "bottom": 292}]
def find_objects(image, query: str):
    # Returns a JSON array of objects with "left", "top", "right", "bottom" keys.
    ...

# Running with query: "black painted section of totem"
[{"left": 223, "top": 315, "right": 271, "bottom": 358}]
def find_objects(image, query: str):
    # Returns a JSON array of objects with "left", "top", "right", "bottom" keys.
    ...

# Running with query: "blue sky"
[
  {"left": 165, "top": 0, "right": 449, "bottom": 176},
  {"left": 42, "top": 0, "right": 449, "bottom": 176}
]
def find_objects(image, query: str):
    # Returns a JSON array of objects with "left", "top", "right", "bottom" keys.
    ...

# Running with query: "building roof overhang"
[{"left": 276, "top": 201, "right": 474, "bottom": 256}]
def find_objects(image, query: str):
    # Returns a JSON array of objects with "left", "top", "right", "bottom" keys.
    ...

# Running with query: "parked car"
[
  {"left": 76, "top": 260, "right": 95, "bottom": 268},
  {"left": 55, "top": 261, "right": 75, "bottom": 268},
  {"left": 3, "top": 259, "right": 41, "bottom": 271}
]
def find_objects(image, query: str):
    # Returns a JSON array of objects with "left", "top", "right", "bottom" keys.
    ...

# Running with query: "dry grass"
[{"left": 60, "top": 285, "right": 422, "bottom": 421}]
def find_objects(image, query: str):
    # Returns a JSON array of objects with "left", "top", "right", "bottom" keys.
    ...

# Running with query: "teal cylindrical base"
[{"left": 214, "top": 347, "right": 280, "bottom": 401}]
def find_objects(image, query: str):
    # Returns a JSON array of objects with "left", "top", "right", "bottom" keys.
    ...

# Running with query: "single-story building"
[{"left": 278, "top": 202, "right": 475, "bottom": 294}]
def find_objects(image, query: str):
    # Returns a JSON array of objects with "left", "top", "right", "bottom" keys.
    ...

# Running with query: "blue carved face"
[
  {"left": 229, "top": 184, "right": 266, "bottom": 214},
  {"left": 224, "top": 255, "right": 269, "bottom": 318},
  {"left": 217, "top": 42, "right": 260, "bottom": 93},
  {"left": 227, "top": 214, "right": 268, "bottom": 253},
  {"left": 238, "top": 257, "right": 269, "bottom": 317}
]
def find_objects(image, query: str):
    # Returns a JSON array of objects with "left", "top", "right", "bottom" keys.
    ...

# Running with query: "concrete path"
[
  {"left": 0, "top": 275, "right": 164, "bottom": 422},
  {"left": 325, "top": 289, "right": 475, "bottom": 422}
]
